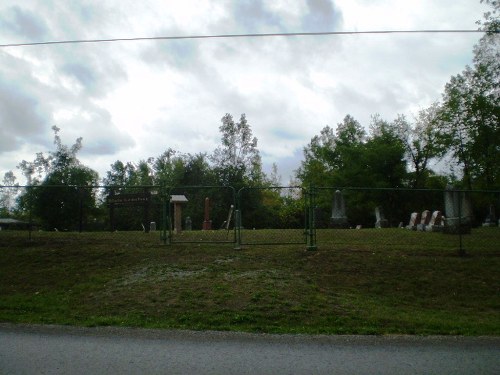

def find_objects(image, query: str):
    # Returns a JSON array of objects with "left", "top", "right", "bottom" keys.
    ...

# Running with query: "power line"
[{"left": 0, "top": 29, "right": 490, "bottom": 48}]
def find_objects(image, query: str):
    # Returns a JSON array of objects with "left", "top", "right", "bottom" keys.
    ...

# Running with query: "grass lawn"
[{"left": 0, "top": 228, "right": 499, "bottom": 335}]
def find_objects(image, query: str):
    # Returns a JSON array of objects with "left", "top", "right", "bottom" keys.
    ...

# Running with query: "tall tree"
[
  {"left": 17, "top": 126, "right": 98, "bottom": 230},
  {"left": 393, "top": 104, "right": 446, "bottom": 188},
  {"left": 211, "top": 113, "right": 263, "bottom": 186},
  {"left": 0, "top": 171, "right": 19, "bottom": 216},
  {"left": 439, "top": 1, "right": 500, "bottom": 189},
  {"left": 297, "top": 115, "right": 366, "bottom": 187}
]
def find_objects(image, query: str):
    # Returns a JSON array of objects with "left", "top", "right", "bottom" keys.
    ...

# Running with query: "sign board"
[{"left": 108, "top": 193, "right": 150, "bottom": 205}]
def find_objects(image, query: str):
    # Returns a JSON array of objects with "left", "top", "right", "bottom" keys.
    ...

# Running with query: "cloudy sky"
[{"left": 0, "top": 0, "right": 489, "bottom": 184}]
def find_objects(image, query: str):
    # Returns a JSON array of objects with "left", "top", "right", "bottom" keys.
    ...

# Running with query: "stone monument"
[
  {"left": 375, "top": 206, "right": 389, "bottom": 228},
  {"left": 425, "top": 211, "right": 443, "bottom": 232},
  {"left": 482, "top": 204, "right": 497, "bottom": 227},
  {"left": 406, "top": 212, "right": 421, "bottom": 230},
  {"left": 330, "top": 190, "right": 348, "bottom": 228},
  {"left": 443, "top": 186, "right": 472, "bottom": 234},
  {"left": 202, "top": 197, "right": 212, "bottom": 230},
  {"left": 417, "top": 210, "right": 432, "bottom": 231},
  {"left": 185, "top": 216, "right": 192, "bottom": 231}
]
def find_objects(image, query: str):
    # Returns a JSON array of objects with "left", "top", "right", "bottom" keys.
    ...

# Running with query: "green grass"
[{"left": 0, "top": 228, "right": 499, "bottom": 335}]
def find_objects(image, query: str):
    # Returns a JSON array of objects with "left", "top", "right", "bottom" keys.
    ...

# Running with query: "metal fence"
[{"left": 1, "top": 185, "right": 499, "bottom": 254}]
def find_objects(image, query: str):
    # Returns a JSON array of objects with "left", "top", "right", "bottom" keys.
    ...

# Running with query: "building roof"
[{"left": 170, "top": 195, "right": 188, "bottom": 203}]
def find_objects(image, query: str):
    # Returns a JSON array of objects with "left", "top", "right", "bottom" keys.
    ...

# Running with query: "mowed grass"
[{"left": 0, "top": 228, "right": 499, "bottom": 335}]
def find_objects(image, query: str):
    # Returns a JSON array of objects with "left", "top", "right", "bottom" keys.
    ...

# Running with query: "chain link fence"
[
  {"left": 313, "top": 187, "right": 500, "bottom": 254},
  {"left": 1, "top": 185, "right": 498, "bottom": 254}
]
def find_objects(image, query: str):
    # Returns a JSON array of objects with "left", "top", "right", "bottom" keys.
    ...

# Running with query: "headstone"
[
  {"left": 417, "top": 210, "right": 432, "bottom": 231},
  {"left": 482, "top": 204, "right": 497, "bottom": 227},
  {"left": 406, "top": 212, "right": 421, "bottom": 230},
  {"left": 355, "top": 225, "right": 362, "bottom": 230},
  {"left": 185, "top": 216, "right": 192, "bottom": 231},
  {"left": 425, "top": 211, "right": 443, "bottom": 232},
  {"left": 443, "top": 186, "right": 472, "bottom": 234},
  {"left": 202, "top": 197, "right": 212, "bottom": 230},
  {"left": 330, "top": 190, "right": 348, "bottom": 228},
  {"left": 149, "top": 221, "right": 156, "bottom": 231},
  {"left": 375, "top": 206, "right": 389, "bottom": 228}
]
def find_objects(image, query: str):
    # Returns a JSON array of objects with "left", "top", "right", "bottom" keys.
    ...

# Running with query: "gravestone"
[
  {"left": 185, "top": 216, "right": 192, "bottom": 231},
  {"left": 375, "top": 206, "right": 389, "bottom": 228},
  {"left": 425, "top": 211, "right": 443, "bottom": 232},
  {"left": 443, "top": 186, "right": 472, "bottom": 234},
  {"left": 482, "top": 204, "right": 497, "bottom": 227},
  {"left": 202, "top": 197, "right": 212, "bottom": 230},
  {"left": 417, "top": 210, "right": 432, "bottom": 231},
  {"left": 406, "top": 212, "right": 421, "bottom": 230},
  {"left": 330, "top": 190, "right": 349, "bottom": 228},
  {"left": 149, "top": 221, "right": 156, "bottom": 231}
]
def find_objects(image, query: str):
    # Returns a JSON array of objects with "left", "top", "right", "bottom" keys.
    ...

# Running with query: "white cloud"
[{"left": 0, "top": 0, "right": 489, "bottom": 185}]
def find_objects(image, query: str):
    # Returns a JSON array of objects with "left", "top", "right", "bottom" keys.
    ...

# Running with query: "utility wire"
[{"left": 0, "top": 29, "right": 491, "bottom": 48}]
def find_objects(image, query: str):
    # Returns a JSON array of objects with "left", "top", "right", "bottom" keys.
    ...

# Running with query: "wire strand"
[{"left": 0, "top": 29, "right": 490, "bottom": 48}]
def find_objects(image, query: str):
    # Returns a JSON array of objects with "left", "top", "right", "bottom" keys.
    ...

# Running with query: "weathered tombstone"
[
  {"left": 202, "top": 197, "right": 212, "bottom": 230},
  {"left": 355, "top": 225, "right": 362, "bottom": 230},
  {"left": 170, "top": 195, "right": 188, "bottom": 233},
  {"left": 425, "top": 211, "right": 443, "bottom": 232},
  {"left": 406, "top": 212, "right": 421, "bottom": 230},
  {"left": 149, "top": 221, "right": 156, "bottom": 231},
  {"left": 185, "top": 216, "right": 192, "bottom": 231},
  {"left": 443, "top": 186, "right": 472, "bottom": 234},
  {"left": 330, "top": 190, "right": 349, "bottom": 228},
  {"left": 482, "top": 204, "right": 497, "bottom": 227},
  {"left": 375, "top": 206, "right": 389, "bottom": 228},
  {"left": 417, "top": 210, "right": 432, "bottom": 231}
]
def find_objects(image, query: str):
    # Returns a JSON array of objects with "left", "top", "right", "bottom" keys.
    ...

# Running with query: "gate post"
[
  {"left": 306, "top": 185, "right": 317, "bottom": 251},
  {"left": 234, "top": 209, "right": 242, "bottom": 250}
]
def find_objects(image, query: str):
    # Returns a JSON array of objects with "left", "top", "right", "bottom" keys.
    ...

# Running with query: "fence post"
[
  {"left": 28, "top": 185, "right": 33, "bottom": 241},
  {"left": 234, "top": 209, "right": 242, "bottom": 250},
  {"left": 458, "top": 190, "right": 465, "bottom": 256},
  {"left": 160, "top": 184, "right": 169, "bottom": 245},
  {"left": 78, "top": 186, "right": 83, "bottom": 233},
  {"left": 234, "top": 188, "right": 242, "bottom": 250},
  {"left": 306, "top": 185, "right": 317, "bottom": 251}
]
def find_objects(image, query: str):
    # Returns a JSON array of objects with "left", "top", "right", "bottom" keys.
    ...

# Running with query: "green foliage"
[
  {"left": 16, "top": 126, "right": 99, "bottom": 230},
  {"left": 438, "top": 2, "right": 500, "bottom": 189},
  {"left": 32, "top": 167, "right": 98, "bottom": 230},
  {"left": 0, "top": 171, "right": 19, "bottom": 217}
]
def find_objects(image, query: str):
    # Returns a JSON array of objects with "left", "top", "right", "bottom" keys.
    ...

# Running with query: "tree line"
[{"left": 1, "top": 1, "right": 498, "bottom": 230}]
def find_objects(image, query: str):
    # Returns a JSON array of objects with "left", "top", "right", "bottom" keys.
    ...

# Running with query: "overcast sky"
[{"left": 0, "top": 0, "right": 489, "bottom": 185}]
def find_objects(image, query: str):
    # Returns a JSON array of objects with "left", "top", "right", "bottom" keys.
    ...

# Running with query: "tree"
[
  {"left": 17, "top": 126, "right": 98, "bottom": 230},
  {"left": 365, "top": 115, "right": 407, "bottom": 189},
  {"left": 211, "top": 113, "right": 263, "bottom": 187},
  {"left": 439, "top": 1, "right": 500, "bottom": 189},
  {"left": 297, "top": 115, "right": 367, "bottom": 187},
  {"left": 0, "top": 171, "right": 19, "bottom": 217},
  {"left": 393, "top": 104, "right": 446, "bottom": 188}
]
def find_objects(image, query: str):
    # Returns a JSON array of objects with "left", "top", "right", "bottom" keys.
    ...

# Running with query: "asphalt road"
[{"left": 1, "top": 324, "right": 499, "bottom": 374}]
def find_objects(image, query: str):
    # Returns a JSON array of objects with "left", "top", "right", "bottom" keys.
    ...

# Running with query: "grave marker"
[
  {"left": 375, "top": 206, "right": 389, "bottom": 228},
  {"left": 330, "top": 190, "right": 348, "bottom": 228}
]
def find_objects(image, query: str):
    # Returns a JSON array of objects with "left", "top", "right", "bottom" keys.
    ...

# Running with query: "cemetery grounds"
[{"left": 0, "top": 227, "right": 499, "bottom": 336}]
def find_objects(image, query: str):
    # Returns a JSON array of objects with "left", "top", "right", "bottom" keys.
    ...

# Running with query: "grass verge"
[{"left": 1, "top": 229, "right": 499, "bottom": 335}]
